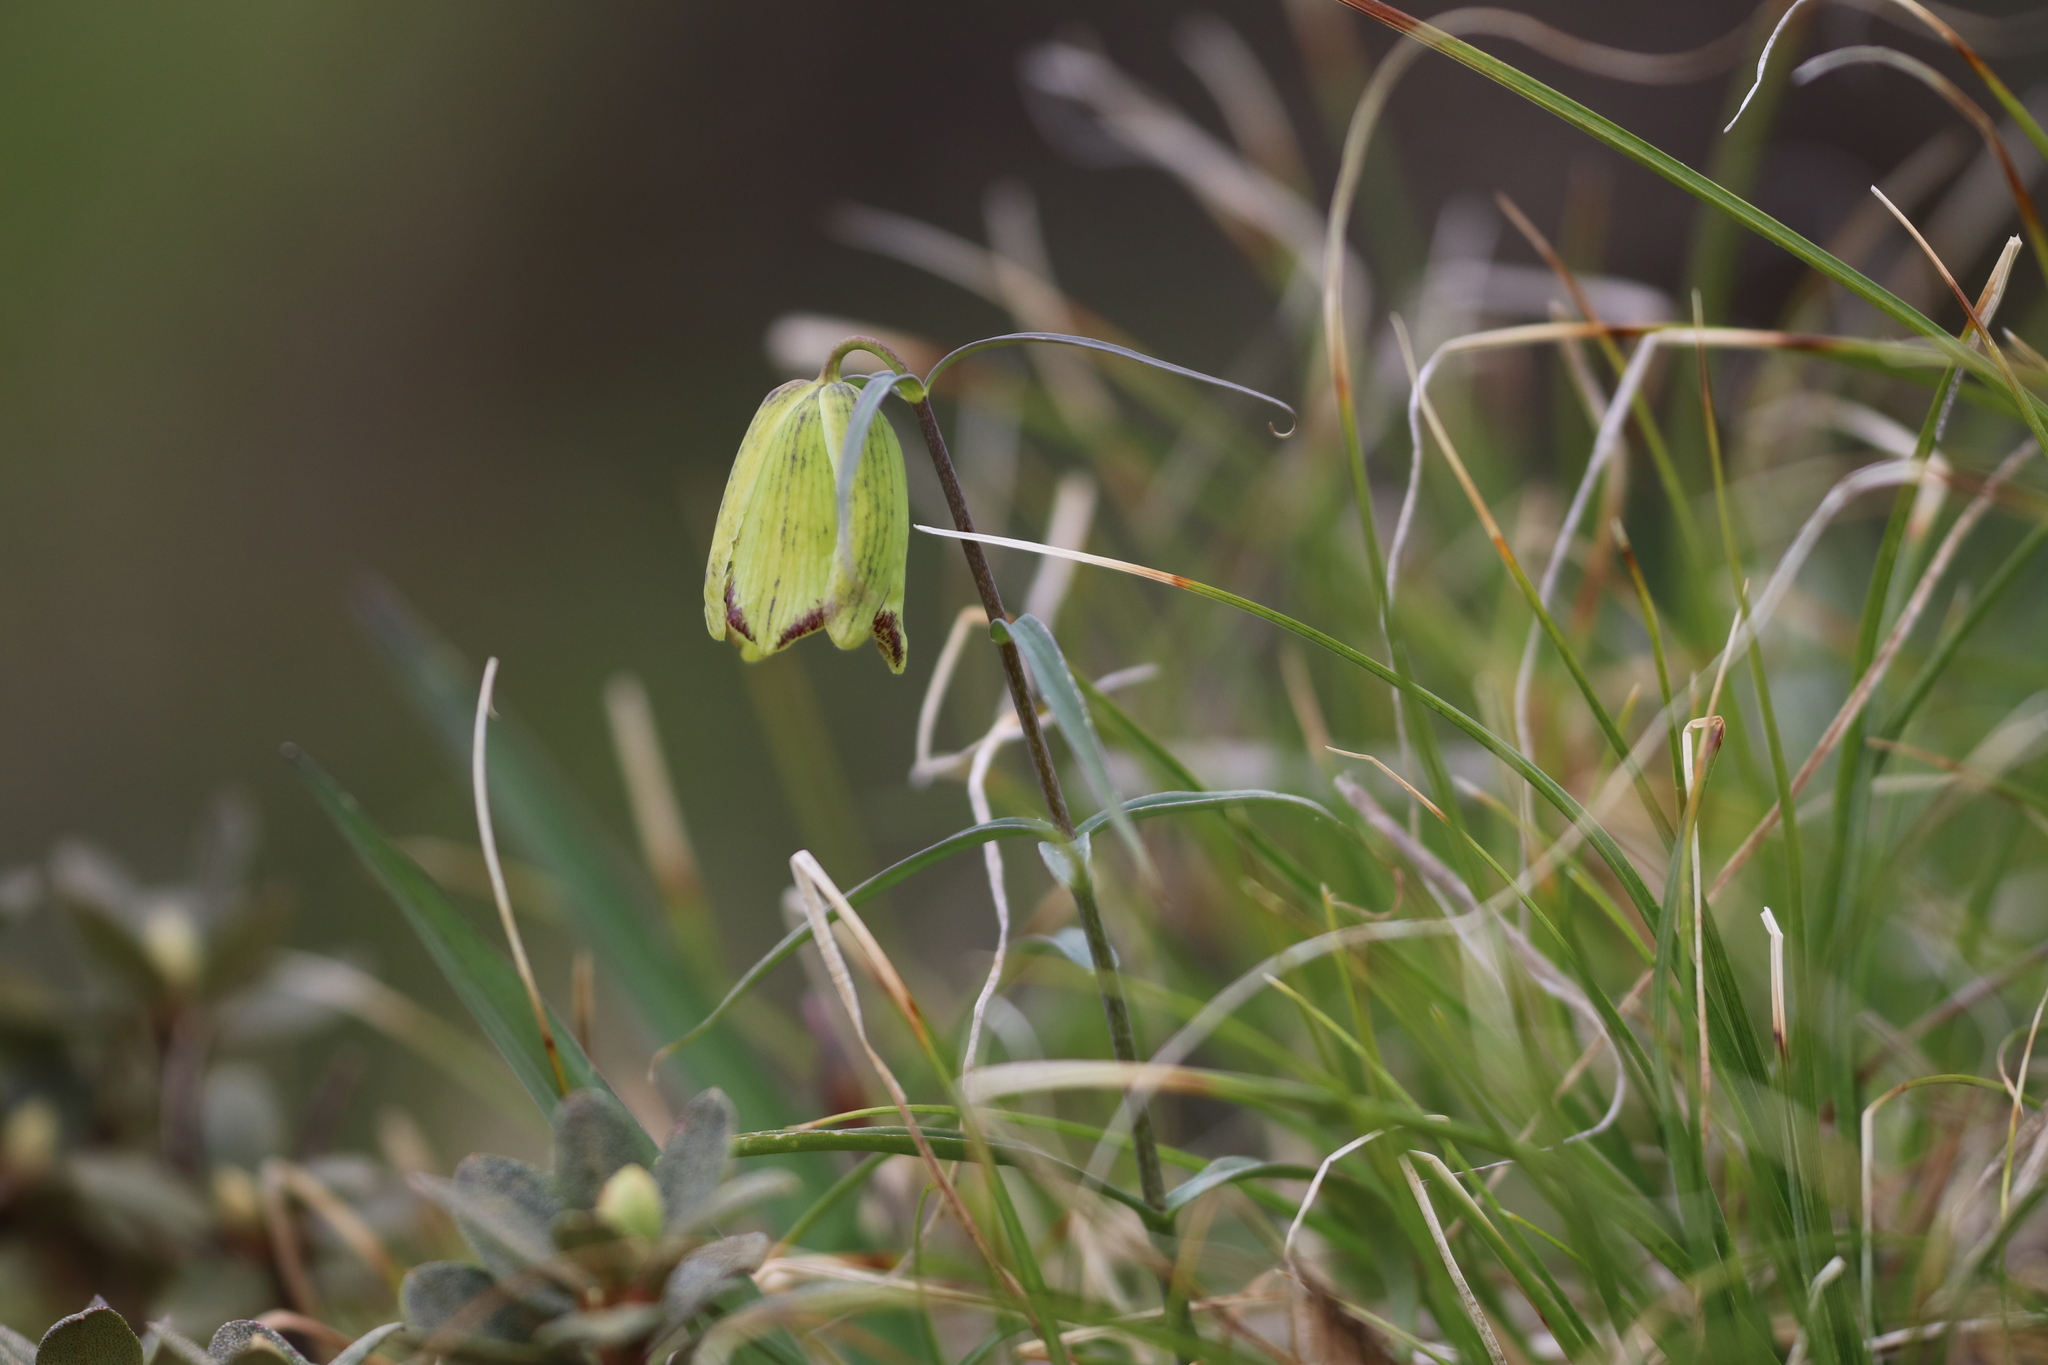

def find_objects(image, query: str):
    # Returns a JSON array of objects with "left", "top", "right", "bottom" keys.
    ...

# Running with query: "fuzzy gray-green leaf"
[
  {"left": 325, "top": 1325, "right": 407, "bottom": 1365},
  {"left": 38, "top": 1303, "right": 142, "bottom": 1365},
  {"left": 532, "top": 1305, "right": 664, "bottom": 1348},
  {"left": 552, "top": 1088, "right": 651, "bottom": 1211},
  {"left": 0, "top": 1325, "right": 33, "bottom": 1365},
  {"left": 653, "top": 1087, "right": 736, "bottom": 1235},
  {"left": 413, "top": 1154, "right": 571, "bottom": 1312},
  {"left": 403, "top": 1262, "right": 543, "bottom": 1345},
  {"left": 205, "top": 1322, "right": 310, "bottom": 1365},
  {"left": 662, "top": 1231, "right": 771, "bottom": 1329}
]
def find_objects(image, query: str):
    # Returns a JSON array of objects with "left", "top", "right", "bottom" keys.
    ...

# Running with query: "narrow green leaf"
[
  {"left": 287, "top": 746, "right": 615, "bottom": 1116},
  {"left": 662, "top": 792, "right": 1322, "bottom": 1057},
  {"left": 1164, "top": 1155, "right": 1277, "bottom": 1212},
  {"left": 922, "top": 330, "right": 1296, "bottom": 432},
  {"left": 1000, "top": 614, "right": 1144, "bottom": 868},
  {"left": 1335, "top": 0, "right": 2048, "bottom": 421},
  {"left": 351, "top": 582, "right": 788, "bottom": 1130},
  {"left": 1016, "top": 927, "right": 1114, "bottom": 973},
  {"left": 919, "top": 526, "right": 1779, "bottom": 1111},
  {"left": 1076, "top": 788, "right": 1338, "bottom": 835}
]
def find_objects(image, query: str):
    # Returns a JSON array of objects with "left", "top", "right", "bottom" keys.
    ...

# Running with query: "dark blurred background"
[{"left": 2, "top": 0, "right": 2042, "bottom": 1142}]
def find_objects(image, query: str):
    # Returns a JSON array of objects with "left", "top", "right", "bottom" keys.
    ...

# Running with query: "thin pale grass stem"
[
  {"left": 1681, "top": 719, "right": 1722, "bottom": 1121},
  {"left": 1711, "top": 439, "right": 2035, "bottom": 897},
  {"left": 1394, "top": 319, "right": 1943, "bottom": 838},
  {"left": 1504, "top": 321, "right": 1857, "bottom": 781},
  {"left": 1046, "top": 918, "right": 1469, "bottom": 1191},
  {"left": 951, "top": 481, "right": 1098, "bottom": 1075},
  {"left": 603, "top": 673, "right": 700, "bottom": 903},
  {"left": 2003, "top": 983, "right": 2048, "bottom": 1219},
  {"left": 899, "top": 519, "right": 1706, "bottom": 942},
  {"left": 1763, "top": 909, "right": 1788, "bottom": 1063},
  {"left": 1860, "top": 1074, "right": 2008, "bottom": 1331},
  {"left": 1781, "top": 0, "right": 2048, "bottom": 169},
  {"left": 1872, "top": 196, "right": 2048, "bottom": 458},
  {"left": 926, "top": 449, "right": 1968, "bottom": 1037},
  {"left": 265, "top": 1158, "right": 403, "bottom": 1293},
  {"left": 473, "top": 658, "right": 568, "bottom": 1097},
  {"left": 1401, "top": 322, "right": 1887, "bottom": 613},
  {"left": 1499, "top": 192, "right": 1691, "bottom": 582},
  {"left": 786, "top": 853, "right": 1030, "bottom": 1309},
  {"left": 911, "top": 605, "right": 990, "bottom": 786},
  {"left": 1866, "top": 1314, "right": 2048, "bottom": 1355},
  {"left": 259, "top": 1160, "right": 321, "bottom": 1316},
  {"left": 1696, "top": 286, "right": 1808, "bottom": 947},
  {"left": 1336, "top": 776, "right": 1626, "bottom": 1145},
  {"left": 1800, "top": 48, "right": 2048, "bottom": 283},
  {"left": 960, "top": 728, "right": 1013, "bottom": 1074},
  {"left": 1784, "top": 1256, "right": 1849, "bottom": 1365},
  {"left": 1394, "top": 318, "right": 1673, "bottom": 845},
  {"left": 1400, "top": 1154, "right": 1509, "bottom": 1365},
  {"left": 1328, "top": 748, "right": 1444, "bottom": 822}
]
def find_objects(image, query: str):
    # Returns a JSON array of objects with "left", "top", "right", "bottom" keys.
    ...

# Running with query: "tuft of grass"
[{"left": 315, "top": 4, "right": 2048, "bottom": 1363}]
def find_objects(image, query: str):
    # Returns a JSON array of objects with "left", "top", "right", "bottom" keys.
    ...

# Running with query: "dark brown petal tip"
[
  {"left": 775, "top": 605, "right": 828, "bottom": 650},
  {"left": 724, "top": 579, "right": 754, "bottom": 644},
  {"left": 871, "top": 610, "right": 905, "bottom": 672}
]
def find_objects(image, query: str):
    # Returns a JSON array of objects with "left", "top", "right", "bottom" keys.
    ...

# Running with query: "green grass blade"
[
  {"left": 923, "top": 331, "right": 1295, "bottom": 432},
  {"left": 1076, "top": 789, "right": 1339, "bottom": 835},
  {"left": 1000, "top": 613, "right": 1145, "bottom": 867},
  {"left": 352, "top": 581, "right": 790, "bottom": 1130},
  {"left": 1334, "top": 0, "right": 2034, "bottom": 407},
  {"left": 919, "top": 526, "right": 1778, "bottom": 1104},
  {"left": 1081, "top": 678, "right": 1328, "bottom": 899},
  {"left": 287, "top": 745, "right": 640, "bottom": 1141},
  {"left": 1881, "top": 520, "right": 2048, "bottom": 741},
  {"left": 664, "top": 792, "right": 1339, "bottom": 1059}
]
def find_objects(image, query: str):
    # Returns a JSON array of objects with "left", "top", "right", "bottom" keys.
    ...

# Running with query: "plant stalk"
[{"left": 909, "top": 393, "right": 1168, "bottom": 1214}]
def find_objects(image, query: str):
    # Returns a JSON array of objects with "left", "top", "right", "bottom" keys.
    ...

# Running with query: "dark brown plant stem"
[{"left": 910, "top": 392, "right": 1167, "bottom": 1214}]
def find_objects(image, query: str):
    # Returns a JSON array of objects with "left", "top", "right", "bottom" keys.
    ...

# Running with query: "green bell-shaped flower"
[{"left": 702, "top": 366, "right": 909, "bottom": 672}]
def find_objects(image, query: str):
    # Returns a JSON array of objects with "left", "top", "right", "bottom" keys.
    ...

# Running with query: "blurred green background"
[{"left": 3, "top": 0, "right": 2040, "bottom": 1157}]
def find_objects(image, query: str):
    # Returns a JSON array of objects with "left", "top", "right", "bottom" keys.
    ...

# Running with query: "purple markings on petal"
[
  {"left": 724, "top": 579, "right": 755, "bottom": 644},
  {"left": 776, "top": 605, "right": 827, "bottom": 649},
  {"left": 871, "top": 610, "right": 905, "bottom": 670}
]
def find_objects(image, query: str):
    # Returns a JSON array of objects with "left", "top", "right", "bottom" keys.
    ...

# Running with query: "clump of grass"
[{"left": 306, "top": 3, "right": 2048, "bottom": 1363}]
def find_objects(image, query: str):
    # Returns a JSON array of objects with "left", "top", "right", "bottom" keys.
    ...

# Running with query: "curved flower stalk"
[{"left": 699, "top": 326, "right": 1291, "bottom": 1220}]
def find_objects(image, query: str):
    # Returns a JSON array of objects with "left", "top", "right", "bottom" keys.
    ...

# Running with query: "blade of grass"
[
  {"left": 656, "top": 791, "right": 1329, "bottom": 1067},
  {"left": 1332, "top": 0, "right": 2048, "bottom": 420},
  {"left": 287, "top": 746, "right": 638, "bottom": 1138},
  {"left": 353, "top": 583, "right": 791, "bottom": 1132}
]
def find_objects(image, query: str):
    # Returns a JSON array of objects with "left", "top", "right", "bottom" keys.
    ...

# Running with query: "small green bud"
[
  {"left": 140, "top": 903, "right": 203, "bottom": 992},
  {"left": 703, "top": 369, "right": 909, "bottom": 672},
  {"left": 2, "top": 1096, "right": 57, "bottom": 1178},
  {"left": 595, "top": 1162, "right": 664, "bottom": 1241}
]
